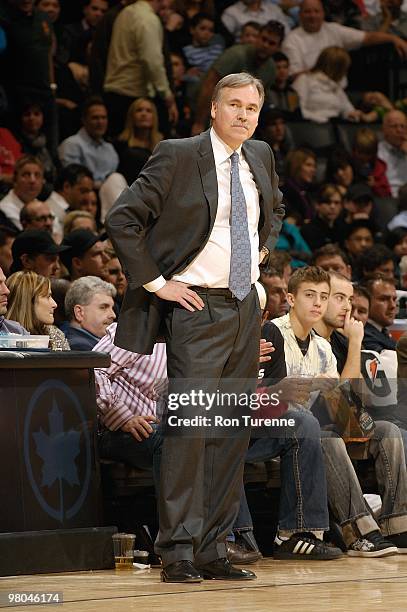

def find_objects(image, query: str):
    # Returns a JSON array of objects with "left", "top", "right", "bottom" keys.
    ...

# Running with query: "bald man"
[
  {"left": 378, "top": 110, "right": 407, "bottom": 197},
  {"left": 282, "top": 0, "right": 407, "bottom": 76},
  {"left": 20, "top": 200, "right": 54, "bottom": 234}
]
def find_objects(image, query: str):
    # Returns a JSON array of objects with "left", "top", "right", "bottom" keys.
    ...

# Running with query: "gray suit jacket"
[{"left": 105, "top": 130, "right": 285, "bottom": 354}]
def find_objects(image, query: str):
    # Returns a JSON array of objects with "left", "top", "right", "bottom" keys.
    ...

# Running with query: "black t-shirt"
[
  {"left": 295, "top": 334, "right": 310, "bottom": 356},
  {"left": 258, "top": 321, "right": 287, "bottom": 385},
  {"left": 329, "top": 330, "right": 349, "bottom": 375}
]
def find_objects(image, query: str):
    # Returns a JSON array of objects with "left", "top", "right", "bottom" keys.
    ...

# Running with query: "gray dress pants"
[{"left": 155, "top": 287, "right": 261, "bottom": 566}]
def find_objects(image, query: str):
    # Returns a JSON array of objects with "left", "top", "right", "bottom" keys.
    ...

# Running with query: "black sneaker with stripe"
[{"left": 273, "top": 532, "right": 343, "bottom": 560}]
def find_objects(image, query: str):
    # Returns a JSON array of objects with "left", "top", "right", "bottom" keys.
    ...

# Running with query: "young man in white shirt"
[
  {"left": 313, "top": 272, "right": 407, "bottom": 555},
  {"left": 272, "top": 266, "right": 401, "bottom": 556}
]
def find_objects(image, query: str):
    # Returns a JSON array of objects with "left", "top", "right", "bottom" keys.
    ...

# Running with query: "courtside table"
[{"left": 0, "top": 350, "right": 116, "bottom": 576}]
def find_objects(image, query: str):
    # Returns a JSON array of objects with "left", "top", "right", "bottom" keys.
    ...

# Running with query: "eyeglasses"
[{"left": 32, "top": 214, "right": 55, "bottom": 222}]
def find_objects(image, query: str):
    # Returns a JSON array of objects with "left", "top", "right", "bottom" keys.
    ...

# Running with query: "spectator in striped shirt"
[
  {"left": 93, "top": 322, "right": 166, "bottom": 472},
  {"left": 182, "top": 13, "right": 225, "bottom": 80}
]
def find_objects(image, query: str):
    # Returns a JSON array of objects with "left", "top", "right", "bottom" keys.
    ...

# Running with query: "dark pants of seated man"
[
  {"left": 233, "top": 410, "right": 329, "bottom": 535},
  {"left": 98, "top": 424, "right": 163, "bottom": 489}
]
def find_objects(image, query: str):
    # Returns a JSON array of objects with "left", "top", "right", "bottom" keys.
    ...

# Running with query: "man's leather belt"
[{"left": 189, "top": 285, "right": 255, "bottom": 298}]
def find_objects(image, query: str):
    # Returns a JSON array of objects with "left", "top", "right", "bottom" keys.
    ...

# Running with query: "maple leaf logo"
[{"left": 33, "top": 399, "right": 81, "bottom": 492}]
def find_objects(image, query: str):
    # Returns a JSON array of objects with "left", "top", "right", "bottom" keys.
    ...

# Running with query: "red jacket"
[
  {"left": 0, "top": 128, "right": 22, "bottom": 177},
  {"left": 372, "top": 157, "right": 392, "bottom": 198}
]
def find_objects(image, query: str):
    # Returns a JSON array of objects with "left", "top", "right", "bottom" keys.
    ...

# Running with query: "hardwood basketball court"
[{"left": 1, "top": 556, "right": 407, "bottom": 611}]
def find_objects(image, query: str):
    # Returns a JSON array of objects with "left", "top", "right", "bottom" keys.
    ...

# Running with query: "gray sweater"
[{"left": 0, "top": 317, "right": 28, "bottom": 335}]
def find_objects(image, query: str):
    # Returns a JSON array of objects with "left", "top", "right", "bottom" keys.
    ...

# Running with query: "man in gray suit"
[{"left": 106, "top": 72, "right": 284, "bottom": 583}]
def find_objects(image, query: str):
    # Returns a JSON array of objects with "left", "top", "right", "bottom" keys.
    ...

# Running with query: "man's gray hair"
[
  {"left": 211, "top": 72, "right": 265, "bottom": 107},
  {"left": 65, "top": 276, "right": 116, "bottom": 321}
]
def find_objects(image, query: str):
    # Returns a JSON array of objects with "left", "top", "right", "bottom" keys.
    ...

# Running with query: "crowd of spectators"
[
  {"left": 3, "top": 0, "right": 407, "bottom": 565},
  {"left": 2, "top": 0, "right": 407, "bottom": 280}
]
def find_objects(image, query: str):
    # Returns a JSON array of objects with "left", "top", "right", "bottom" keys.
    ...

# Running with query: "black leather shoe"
[
  {"left": 226, "top": 541, "right": 262, "bottom": 564},
  {"left": 161, "top": 560, "right": 203, "bottom": 583},
  {"left": 198, "top": 558, "right": 256, "bottom": 580}
]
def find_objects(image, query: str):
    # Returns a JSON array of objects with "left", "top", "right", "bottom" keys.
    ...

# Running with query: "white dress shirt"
[
  {"left": 145, "top": 128, "right": 260, "bottom": 292},
  {"left": 0, "top": 189, "right": 24, "bottom": 230},
  {"left": 46, "top": 191, "right": 69, "bottom": 224},
  {"left": 378, "top": 140, "right": 407, "bottom": 197},
  {"left": 46, "top": 191, "right": 69, "bottom": 240}
]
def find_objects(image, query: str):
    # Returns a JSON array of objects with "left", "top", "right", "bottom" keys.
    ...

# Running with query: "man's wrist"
[
  {"left": 348, "top": 335, "right": 363, "bottom": 347},
  {"left": 143, "top": 276, "right": 166, "bottom": 292}
]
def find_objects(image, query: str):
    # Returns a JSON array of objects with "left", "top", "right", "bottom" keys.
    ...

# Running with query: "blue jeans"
[
  {"left": 400, "top": 428, "right": 407, "bottom": 464},
  {"left": 98, "top": 424, "right": 163, "bottom": 489},
  {"left": 321, "top": 422, "right": 407, "bottom": 546},
  {"left": 234, "top": 410, "right": 329, "bottom": 534}
]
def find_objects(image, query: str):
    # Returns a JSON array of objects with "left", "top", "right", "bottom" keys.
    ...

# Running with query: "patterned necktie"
[{"left": 229, "top": 151, "right": 252, "bottom": 301}]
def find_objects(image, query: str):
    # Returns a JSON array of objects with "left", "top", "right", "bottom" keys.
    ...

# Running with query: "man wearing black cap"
[
  {"left": 60, "top": 229, "right": 107, "bottom": 280},
  {"left": 10, "top": 229, "right": 70, "bottom": 278}
]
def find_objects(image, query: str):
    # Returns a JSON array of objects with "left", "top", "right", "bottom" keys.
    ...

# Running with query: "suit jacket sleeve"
[
  {"left": 105, "top": 140, "right": 175, "bottom": 289},
  {"left": 265, "top": 143, "right": 285, "bottom": 253}
]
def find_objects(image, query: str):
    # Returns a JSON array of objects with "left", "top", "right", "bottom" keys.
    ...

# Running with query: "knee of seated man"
[
  {"left": 321, "top": 432, "right": 347, "bottom": 456},
  {"left": 293, "top": 410, "right": 321, "bottom": 440}
]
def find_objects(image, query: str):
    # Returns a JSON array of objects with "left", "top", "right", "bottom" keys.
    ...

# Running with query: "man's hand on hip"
[
  {"left": 122, "top": 415, "right": 159, "bottom": 441},
  {"left": 156, "top": 280, "right": 205, "bottom": 311}
]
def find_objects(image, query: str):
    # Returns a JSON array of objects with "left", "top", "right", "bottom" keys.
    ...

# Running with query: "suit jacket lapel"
[
  {"left": 242, "top": 142, "right": 272, "bottom": 205},
  {"left": 197, "top": 131, "right": 218, "bottom": 232},
  {"left": 197, "top": 134, "right": 272, "bottom": 236}
]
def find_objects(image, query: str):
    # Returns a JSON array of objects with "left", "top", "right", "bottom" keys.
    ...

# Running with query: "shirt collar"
[
  {"left": 278, "top": 312, "right": 317, "bottom": 338},
  {"left": 52, "top": 191, "right": 69, "bottom": 209},
  {"left": 10, "top": 190, "right": 25, "bottom": 209},
  {"left": 367, "top": 318, "right": 384, "bottom": 332},
  {"left": 382, "top": 139, "right": 406, "bottom": 157},
  {"left": 210, "top": 127, "right": 243, "bottom": 166},
  {"left": 79, "top": 127, "right": 104, "bottom": 146}
]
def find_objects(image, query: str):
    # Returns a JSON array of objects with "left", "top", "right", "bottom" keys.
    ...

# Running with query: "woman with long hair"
[
  {"left": 282, "top": 147, "right": 317, "bottom": 224},
  {"left": 6, "top": 271, "right": 70, "bottom": 350},
  {"left": 115, "top": 98, "right": 163, "bottom": 185}
]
